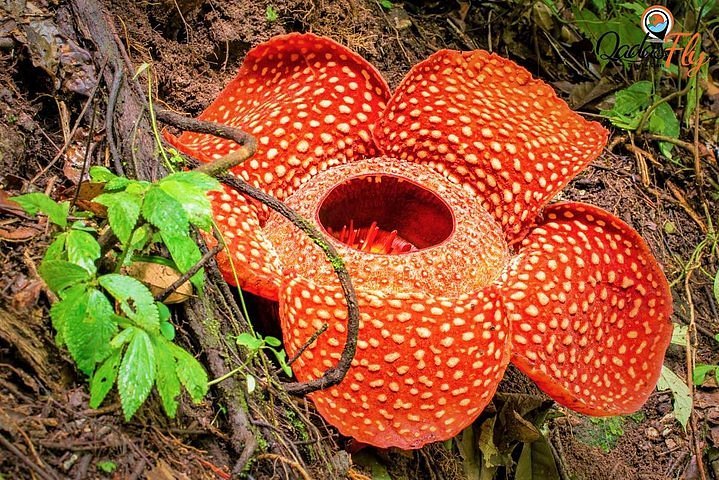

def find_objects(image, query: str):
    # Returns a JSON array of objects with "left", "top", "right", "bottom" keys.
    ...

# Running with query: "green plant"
[
  {"left": 96, "top": 460, "right": 117, "bottom": 474},
  {"left": 234, "top": 332, "right": 292, "bottom": 377},
  {"left": 601, "top": 81, "right": 680, "bottom": 159},
  {"left": 266, "top": 5, "right": 278, "bottom": 22},
  {"left": 379, "top": 0, "right": 393, "bottom": 10},
  {"left": 13, "top": 166, "right": 220, "bottom": 420},
  {"left": 585, "top": 413, "right": 644, "bottom": 452}
]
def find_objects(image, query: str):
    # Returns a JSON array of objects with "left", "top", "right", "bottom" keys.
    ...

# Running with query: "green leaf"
[
  {"left": 713, "top": 269, "right": 719, "bottom": 306},
  {"left": 693, "top": 364, "right": 717, "bottom": 386},
  {"left": 160, "top": 230, "right": 203, "bottom": 290},
  {"left": 94, "top": 191, "right": 142, "bottom": 245},
  {"left": 99, "top": 274, "right": 159, "bottom": 332},
  {"left": 657, "top": 365, "right": 692, "bottom": 428},
  {"left": 515, "top": 436, "right": 560, "bottom": 480},
  {"left": 670, "top": 324, "right": 688, "bottom": 347},
  {"left": 266, "top": 4, "right": 278, "bottom": 21},
  {"left": 45, "top": 232, "right": 68, "bottom": 261},
  {"left": 648, "top": 102, "right": 680, "bottom": 159},
  {"left": 157, "top": 302, "right": 170, "bottom": 323},
  {"left": 89, "top": 166, "right": 119, "bottom": 183},
  {"left": 601, "top": 81, "right": 653, "bottom": 130},
  {"left": 171, "top": 344, "right": 208, "bottom": 403},
  {"left": 153, "top": 337, "right": 181, "bottom": 418},
  {"left": 66, "top": 229, "right": 101, "bottom": 274},
  {"left": 117, "top": 328, "right": 156, "bottom": 420},
  {"left": 110, "top": 327, "right": 135, "bottom": 349},
  {"left": 49, "top": 284, "right": 88, "bottom": 345},
  {"left": 96, "top": 460, "right": 117, "bottom": 474},
  {"left": 159, "top": 178, "right": 215, "bottom": 231},
  {"left": 572, "top": 8, "right": 644, "bottom": 69},
  {"left": 105, "top": 176, "right": 130, "bottom": 191},
  {"left": 160, "top": 321, "right": 175, "bottom": 341},
  {"left": 264, "top": 336, "right": 282, "bottom": 348},
  {"left": 160, "top": 171, "right": 220, "bottom": 193},
  {"left": 13, "top": 193, "right": 69, "bottom": 228},
  {"left": 142, "top": 186, "right": 189, "bottom": 236},
  {"left": 65, "top": 288, "right": 118, "bottom": 375},
  {"left": 129, "top": 224, "right": 152, "bottom": 252},
  {"left": 39, "top": 260, "right": 91, "bottom": 293},
  {"left": 89, "top": 348, "right": 122, "bottom": 408},
  {"left": 235, "top": 332, "right": 264, "bottom": 351}
]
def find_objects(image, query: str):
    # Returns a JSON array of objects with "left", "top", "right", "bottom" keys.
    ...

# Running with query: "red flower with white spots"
[{"left": 165, "top": 33, "right": 673, "bottom": 449}]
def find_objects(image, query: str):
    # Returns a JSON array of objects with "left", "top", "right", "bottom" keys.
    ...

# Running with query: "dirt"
[{"left": 1, "top": 0, "right": 718, "bottom": 478}]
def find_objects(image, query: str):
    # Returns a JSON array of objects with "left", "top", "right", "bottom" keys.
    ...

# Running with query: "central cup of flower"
[
  {"left": 266, "top": 157, "right": 510, "bottom": 296},
  {"left": 318, "top": 173, "right": 455, "bottom": 255}
]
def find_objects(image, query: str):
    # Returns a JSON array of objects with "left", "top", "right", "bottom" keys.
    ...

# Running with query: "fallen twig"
[{"left": 156, "top": 110, "right": 361, "bottom": 396}]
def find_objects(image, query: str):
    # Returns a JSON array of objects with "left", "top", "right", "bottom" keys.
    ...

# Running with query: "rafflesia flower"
[{"left": 165, "top": 33, "right": 673, "bottom": 449}]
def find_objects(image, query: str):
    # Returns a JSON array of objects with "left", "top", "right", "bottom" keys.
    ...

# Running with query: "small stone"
[{"left": 646, "top": 427, "right": 660, "bottom": 440}]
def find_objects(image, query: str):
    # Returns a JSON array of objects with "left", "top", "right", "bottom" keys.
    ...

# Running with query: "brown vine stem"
[{"left": 156, "top": 109, "right": 360, "bottom": 396}]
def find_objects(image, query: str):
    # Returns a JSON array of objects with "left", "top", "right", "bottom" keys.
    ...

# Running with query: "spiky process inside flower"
[{"left": 165, "top": 33, "right": 674, "bottom": 450}]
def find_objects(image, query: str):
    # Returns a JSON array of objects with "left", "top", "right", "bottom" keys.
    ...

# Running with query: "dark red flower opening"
[{"left": 318, "top": 174, "right": 455, "bottom": 254}]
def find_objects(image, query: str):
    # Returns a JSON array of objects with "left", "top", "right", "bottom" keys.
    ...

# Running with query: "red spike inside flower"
[{"left": 167, "top": 33, "right": 673, "bottom": 449}]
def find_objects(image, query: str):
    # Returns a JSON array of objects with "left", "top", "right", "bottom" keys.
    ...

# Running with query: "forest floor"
[{"left": 0, "top": 0, "right": 718, "bottom": 479}]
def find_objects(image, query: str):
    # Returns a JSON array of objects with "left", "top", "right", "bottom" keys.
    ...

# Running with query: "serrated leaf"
[
  {"left": 142, "top": 186, "right": 188, "bottom": 236},
  {"left": 99, "top": 274, "right": 159, "bottom": 332},
  {"left": 110, "top": 327, "right": 135, "bottom": 349},
  {"left": 648, "top": 102, "right": 680, "bottom": 159},
  {"left": 66, "top": 229, "right": 101, "bottom": 274},
  {"left": 94, "top": 192, "right": 142, "bottom": 245},
  {"left": 89, "top": 348, "right": 122, "bottom": 408},
  {"left": 657, "top": 365, "right": 692, "bottom": 428},
  {"left": 13, "top": 192, "right": 69, "bottom": 227},
  {"left": 160, "top": 171, "right": 221, "bottom": 193},
  {"left": 89, "top": 166, "right": 119, "bottom": 182},
  {"left": 45, "top": 232, "right": 68, "bottom": 261},
  {"left": 104, "top": 176, "right": 130, "bottom": 191},
  {"left": 160, "top": 230, "right": 203, "bottom": 290},
  {"left": 171, "top": 344, "right": 208, "bottom": 403},
  {"left": 129, "top": 224, "right": 152, "bottom": 252},
  {"left": 601, "top": 81, "right": 653, "bottom": 130},
  {"left": 118, "top": 328, "right": 156, "bottom": 420},
  {"left": 39, "top": 260, "right": 91, "bottom": 293},
  {"left": 65, "top": 288, "right": 117, "bottom": 375},
  {"left": 159, "top": 179, "right": 214, "bottom": 231},
  {"left": 49, "top": 284, "right": 87, "bottom": 345},
  {"left": 153, "top": 337, "right": 181, "bottom": 418}
]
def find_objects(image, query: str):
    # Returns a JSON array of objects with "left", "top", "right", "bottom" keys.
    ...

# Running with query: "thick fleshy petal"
[
  {"left": 208, "top": 185, "right": 282, "bottom": 299},
  {"left": 500, "top": 202, "right": 673, "bottom": 415},
  {"left": 374, "top": 50, "right": 608, "bottom": 243},
  {"left": 280, "top": 274, "right": 510, "bottom": 449},
  {"left": 165, "top": 32, "right": 391, "bottom": 201}
]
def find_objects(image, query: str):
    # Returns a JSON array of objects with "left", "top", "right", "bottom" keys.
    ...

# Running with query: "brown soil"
[{"left": 1, "top": 0, "right": 717, "bottom": 479}]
